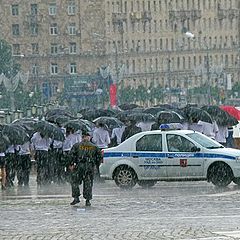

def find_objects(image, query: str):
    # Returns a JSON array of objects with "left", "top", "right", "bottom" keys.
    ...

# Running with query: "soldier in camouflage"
[{"left": 69, "top": 131, "right": 103, "bottom": 206}]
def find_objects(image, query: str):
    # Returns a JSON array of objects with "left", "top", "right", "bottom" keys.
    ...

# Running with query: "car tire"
[
  {"left": 208, "top": 162, "right": 233, "bottom": 187},
  {"left": 138, "top": 180, "right": 157, "bottom": 188},
  {"left": 114, "top": 166, "right": 137, "bottom": 189},
  {"left": 233, "top": 177, "right": 240, "bottom": 185}
]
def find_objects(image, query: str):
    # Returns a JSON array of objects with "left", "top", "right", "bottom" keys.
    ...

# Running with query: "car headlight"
[{"left": 236, "top": 156, "right": 240, "bottom": 161}]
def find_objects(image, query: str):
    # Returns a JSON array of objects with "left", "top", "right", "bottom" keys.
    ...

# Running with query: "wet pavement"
[{"left": 1, "top": 175, "right": 240, "bottom": 239}]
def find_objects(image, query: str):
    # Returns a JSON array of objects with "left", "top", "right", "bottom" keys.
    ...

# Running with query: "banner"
[{"left": 109, "top": 83, "right": 117, "bottom": 107}]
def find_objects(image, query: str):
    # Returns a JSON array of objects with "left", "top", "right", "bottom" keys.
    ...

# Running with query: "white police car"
[{"left": 100, "top": 129, "right": 240, "bottom": 188}]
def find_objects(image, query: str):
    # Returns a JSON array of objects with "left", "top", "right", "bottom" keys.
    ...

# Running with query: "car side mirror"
[{"left": 191, "top": 146, "right": 200, "bottom": 152}]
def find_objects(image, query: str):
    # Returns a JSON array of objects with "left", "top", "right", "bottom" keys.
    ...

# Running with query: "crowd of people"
[{"left": 0, "top": 107, "right": 238, "bottom": 205}]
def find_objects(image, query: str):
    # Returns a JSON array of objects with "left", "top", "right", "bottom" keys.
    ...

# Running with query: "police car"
[{"left": 100, "top": 128, "right": 240, "bottom": 189}]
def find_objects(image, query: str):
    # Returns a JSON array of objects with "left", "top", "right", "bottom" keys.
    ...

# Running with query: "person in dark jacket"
[
  {"left": 69, "top": 131, "right": 103, "bottom": 206},
  {"left": 121, "top": 119, "right": 141, "bottom": 142}
]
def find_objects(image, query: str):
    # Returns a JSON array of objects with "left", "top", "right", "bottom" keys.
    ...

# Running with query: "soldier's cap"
[{"left": 82, "top": 131, "right": 91, "bottom": 137}]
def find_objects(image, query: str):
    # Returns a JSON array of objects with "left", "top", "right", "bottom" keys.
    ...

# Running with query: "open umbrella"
[
  {"left": 46, "top": 115, "right": 71, "bottom": 125},
  {"left": 143, "top": 107, "right": 166, "bottom": 116},
  {"left": 64, "top": 119, "right": 92, "bottom": 132},
  {"left": 127, "top": 113, "right": 156, "bottom": 123},
  {"left": 184, "top": 107, "right": 213, "bottom": 123},
  {"left": 81, "top": 109, "right": 116, "bottom": 121},
  {"left": 34, "top": 120, "right": 65, "bottom": 141},
  {"left": 12, "top": 118, "right": 37, "bottom": 136},
  {"left": 0, "top": 133, "right": 11, "bottom": 152},
  {"left": 202, "top": 105, "right": 238, "bottom": 126},
  {"left": 118, "top": 103, "right": 141, "bottom": 110},
  {"left": 220, "top": 105, "right": 240, "bottom": 121},
  {"left": 93, "top": 117, "right": 124, "bottom": 129},
  {"left": 45, "top": 108, "right": 74, "bottom": 119},
  {"left": 0, "top": 124, "right": 30, "bottom": 145},
  {"left": 157, "top": 111, "right": 185, "bottom": 123}
]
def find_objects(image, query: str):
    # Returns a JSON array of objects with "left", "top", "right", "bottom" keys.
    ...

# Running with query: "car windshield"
[{"left": 186, "top": 132, "right": 224, "bottom": 149}]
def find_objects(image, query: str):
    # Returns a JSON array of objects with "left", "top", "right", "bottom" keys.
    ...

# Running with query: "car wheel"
[
  {"left": 233, "top": 177, "right": 240, "bottom": 185},
  {"left": 138, "top": 180, "right": 157, "bottom": 188},
  {"left": 208, "top": 162, "right": 233, "bottom": 187},
  {"left": 114, "top": 166, "right": 137, "bottom": 189}
]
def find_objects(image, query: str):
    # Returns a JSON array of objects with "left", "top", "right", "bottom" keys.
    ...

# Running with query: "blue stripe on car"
[{"left": 104, "top": 152, "right": 236, "bottom": 160}]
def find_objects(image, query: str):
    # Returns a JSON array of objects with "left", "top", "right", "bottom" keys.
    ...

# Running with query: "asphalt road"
[{"left": 1, "top": 176, "right": 240, "bottom": 240}]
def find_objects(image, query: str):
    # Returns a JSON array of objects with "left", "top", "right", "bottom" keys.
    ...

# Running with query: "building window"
[
  {"left": 12, "top": 44, "right": 20, "bottom": 55},
  {"left": 69, "top": 42, "right": 77, "bottom": 54},
  {"left": 31, "top": 43, "right": 39, "bottom": 54},
  {"left": 12, "top": 24, "right": 20, "bottom": 36},
  {"left": 30, "top": 24, "right": 38, "bottom": 35},
  {"left": 69, "top": 63, "right": 77, "bottom": 74},
  {"left": 50, "top": 44, "right": 58, "bottom": 54},
  {"left": 50, "top": 23, "right": 58, "bottom": 35},
  {"left": 68, "top": 0, "right": 76, "bottom": 15},
  {"left": 68, "top": 23, "right": 76, "bottom": 35},
  {"left": 31, "top": 4, "right": 38, "bottom": 15},
  {"left": 50, "top": 63, "right": 58, "bottom": 75},
  {"left": 11, "top": 4, "right": 19, "bottom": 16},
  {"left": 32, "top": 64, "right": 39, "bottom": 75},
  {"left": 49, "top": 3, "right": 57, "bottom": 15}
]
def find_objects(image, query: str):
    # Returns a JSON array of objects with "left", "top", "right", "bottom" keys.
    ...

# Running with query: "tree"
[{"left": 0, "top": 39, "right": 20, "bottom": 77}]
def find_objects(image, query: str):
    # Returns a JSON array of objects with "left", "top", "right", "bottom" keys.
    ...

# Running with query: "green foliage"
[{"left": 0, "top": 39, "right": 20, "bottom": 77}]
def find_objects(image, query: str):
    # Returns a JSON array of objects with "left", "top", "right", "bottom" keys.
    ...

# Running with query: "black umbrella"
[
  {"left": 64, "top": 119, "right": 92, "bottom": 132},
  {"left": 184, "top": 107, "right": 213, "bottom": 123},
  {"left": 0, "top": 133, "right": 11, "bottom": 152},
  {"left": 45, "top": 108, "right": 75, "bottom": 120},
  {"left": 143, "top": 107, "right": 168, "bottom": 116},
  {"left": 12, "top": 118, "right": 37, "bottom": 136},
  {"left": 81, "top": 109, "right": 116, "bottom": 121},
  {"left": 93, "top": 117, "right": 125, "bottom": 129},
  {"left": 157, "top": 111, "right": 185, "bottom": 123},
  {"left": 118, "top": 103, "right": 141, "bottom": 110},
  {"left": 0, "top": 124, "right": 30, "bottom": 145},
  {"left": 46, "top": 115, "right": 71, "bottom": 125},
  {"left": 34, "top": 120, "right": 65, "bottom": 141},
  {"left": 127, "top": 113, "right": 156, "bottom": 123},
  {"left": 202, "top": 105, "right": 238, "bottom": 126}
]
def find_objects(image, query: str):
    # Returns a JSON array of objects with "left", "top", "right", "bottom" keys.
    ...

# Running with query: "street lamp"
[{"left": 184, "top": 31, "right": 212, "bottom": 105}]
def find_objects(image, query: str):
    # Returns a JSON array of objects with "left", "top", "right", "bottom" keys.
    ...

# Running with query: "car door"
[
  {"left": 135, "top": 133, "right": 167, "bottom": 179},
  {"left": 165, "top": 133, "right": 205, "bottom": 179}
]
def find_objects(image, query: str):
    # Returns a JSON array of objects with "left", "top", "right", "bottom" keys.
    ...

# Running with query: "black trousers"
[
  {"left": 35, "top": 150, "right": 49, "bottom": 186},
  {"left": 70, "top": 165, "right": 94, "bottom": 200},
  {"left": 5, "top": 153, "right": 17, "bottom": 187},
  {"left": 49, "top": 148, "right": 64, "bottom": 183},
  {"left": 17, "top": 155, "right": 31, "bottom": 186}
]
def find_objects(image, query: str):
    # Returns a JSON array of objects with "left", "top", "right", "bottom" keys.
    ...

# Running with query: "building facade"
[{"left": 0, "top": 0, "right": 239, "bottom": 106}]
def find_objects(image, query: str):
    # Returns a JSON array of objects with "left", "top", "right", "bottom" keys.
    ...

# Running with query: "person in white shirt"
[
  {"left": 215, "top": 125, "right": 229, "bottom": 146},
  {"left": 16, "top": 141, "right": 31, "bottom": 187},
  {"left": 233, "top": 123, "right": 240, "bottom": 149},
  {"left": 92, "top": 122, "right": 111, "bottom": 149},
  {"left": 136, "top": 121, "right": 155, "bottom": 132},
  {"left": 188, "top": 117, "right": 203, "bottom": 133},
  {"left": 92, "top": 122, "right": 110, "bottom": 181},
  {"left": 198, "top": 120, "right": 219, "bottom": 139},
  {"left": 31, "top": 132, "right": 52, "bottom": 186},
  {"left": 111, "top": 126, "right": 126, "bottom": 146}
]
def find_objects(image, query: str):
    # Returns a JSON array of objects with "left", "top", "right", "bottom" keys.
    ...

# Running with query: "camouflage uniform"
[{"left": 69, "top": 140, "right": 102, "bottom": 201}]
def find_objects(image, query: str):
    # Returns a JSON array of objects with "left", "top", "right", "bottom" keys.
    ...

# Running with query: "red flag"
[{"left": 109, "top": 83, "right": 117, "bottom": 107}]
